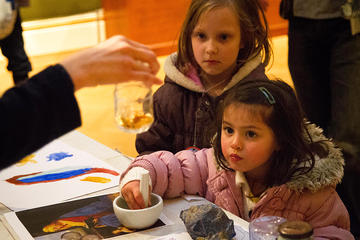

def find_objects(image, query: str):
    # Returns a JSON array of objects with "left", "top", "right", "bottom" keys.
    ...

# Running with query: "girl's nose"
[
  {"left": 205, "top": 39, "right": 218, "bottom": 55},
  {"left": 230, "top": 136, "right": 242, "bottom": 150}
]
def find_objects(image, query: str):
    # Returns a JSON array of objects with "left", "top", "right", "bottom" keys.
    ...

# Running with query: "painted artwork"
[
  {"left": 8, "top": 193, "right": 166, "bottom": 240},
  {"left": 0, "top": 140, "right": 121, "bottom": 211}
]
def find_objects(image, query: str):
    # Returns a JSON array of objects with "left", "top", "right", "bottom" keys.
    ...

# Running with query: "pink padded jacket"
[{"left": 121, "top": 124, "right": 354, "bottom": 239}]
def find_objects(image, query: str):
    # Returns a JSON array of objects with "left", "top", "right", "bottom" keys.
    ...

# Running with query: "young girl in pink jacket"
[{"left": 120, "top": 79, "right": 354, "bottom": 239}]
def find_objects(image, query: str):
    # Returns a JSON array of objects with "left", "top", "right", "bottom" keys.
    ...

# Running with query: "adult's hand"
[{"left": 60, "top": 35, "right": 162, "bottom": 91}]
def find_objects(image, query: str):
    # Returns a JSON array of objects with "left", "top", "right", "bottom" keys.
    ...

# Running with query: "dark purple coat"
[{"left": 136, "top": 53, "right": 269, "bottom": 155}]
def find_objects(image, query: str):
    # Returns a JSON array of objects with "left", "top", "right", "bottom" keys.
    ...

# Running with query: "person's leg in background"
[
  {"left": 329, "top": 18, "right": 360, "bottom": 237},
  {"left": 287, "top": 17, "right": 331, "bottom": 133},
  {"left": 0, "top": 9, "right": 31, "bottom": 85}
]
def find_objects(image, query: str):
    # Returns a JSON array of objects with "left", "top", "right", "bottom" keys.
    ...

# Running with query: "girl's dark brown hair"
[
  {"left": 176, "top": 0, "right": 272, "bottom": 73},
  {"left": 212, "top": 79, "right": 328, "bottom": 187}
]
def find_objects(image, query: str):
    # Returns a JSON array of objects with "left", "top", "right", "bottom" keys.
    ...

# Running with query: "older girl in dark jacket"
[{"left": 136, "top": 0, "right": 271, "bottom": 155}]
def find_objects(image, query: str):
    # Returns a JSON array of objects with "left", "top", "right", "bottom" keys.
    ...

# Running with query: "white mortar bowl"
[{"left": 113, "top": 193, "right": 163, "bottom": 229}]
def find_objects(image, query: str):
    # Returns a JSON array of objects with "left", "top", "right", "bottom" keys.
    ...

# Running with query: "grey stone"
[{"left": 179, "top": 203, "right": 236, "bottom": 240}]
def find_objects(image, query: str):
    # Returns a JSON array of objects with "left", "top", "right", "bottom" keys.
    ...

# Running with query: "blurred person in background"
[{"left": 0, "top": 0, "right": 32, "bottom": 85}]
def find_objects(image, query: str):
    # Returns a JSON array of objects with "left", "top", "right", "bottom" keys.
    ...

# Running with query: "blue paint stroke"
[
  {"left": 47, "top": 152, "right": 73, "bottom": 161},
  {"left": 18, "top": 167, "right": 91, "bottom": 183}
]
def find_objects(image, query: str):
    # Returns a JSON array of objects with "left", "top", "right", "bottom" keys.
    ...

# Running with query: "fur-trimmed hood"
[
  {"left": 163, "top": 52, "right": 263, "bottom": 93},
  {"left": 286, "top": 122, "right": 344, "bottom": 193}
]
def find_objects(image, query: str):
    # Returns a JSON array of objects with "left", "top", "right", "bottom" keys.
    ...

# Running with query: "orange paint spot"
[
  {"left": 16, "top": 154, "right": 37, "bottom": 166},
  {"left": 81, "top": 176, "right": 111, "bottom": 183}
]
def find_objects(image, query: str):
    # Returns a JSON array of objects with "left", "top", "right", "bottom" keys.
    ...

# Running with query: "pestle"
[{"left": 139, "top": 170, "right": 150, "bottom": 208}]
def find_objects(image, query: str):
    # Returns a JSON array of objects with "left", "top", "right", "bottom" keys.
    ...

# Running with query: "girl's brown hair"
[{"left": 176, "top": 0, "right": 272, "bottom": 73}]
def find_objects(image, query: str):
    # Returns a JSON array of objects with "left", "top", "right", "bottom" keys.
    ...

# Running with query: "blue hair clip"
[{"left": 258, "top": 87, "right": 276, "bottom": 105}]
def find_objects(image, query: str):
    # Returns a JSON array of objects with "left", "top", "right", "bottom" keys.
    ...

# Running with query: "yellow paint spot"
[
  {"left": 16, "top": 154, "right": 37, "bottom": 166},
  {"left": 113, "top": 226, "right": 134, "bottom": 234},
  {"left": 80, "top": 176, "right": 111, "bottom": 183}
]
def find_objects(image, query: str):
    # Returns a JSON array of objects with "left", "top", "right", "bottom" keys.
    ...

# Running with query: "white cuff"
[{"left": 119, "top": 167, "right": 152, "bottom": 196}]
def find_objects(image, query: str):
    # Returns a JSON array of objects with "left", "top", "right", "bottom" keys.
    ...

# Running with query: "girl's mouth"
[
  {"left": 204, "top": 60, "right": 220, "bottom": 64},
  {"left": 230, "top": 154, "right": 242, "bottom": 162}
]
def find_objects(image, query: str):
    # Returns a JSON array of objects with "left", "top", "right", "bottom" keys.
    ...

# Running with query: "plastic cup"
[{"left": 249, "top": 216, "right": 287, "bottom": 240}]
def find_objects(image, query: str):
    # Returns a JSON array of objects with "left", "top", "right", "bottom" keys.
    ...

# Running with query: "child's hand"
[{"left": 121, "top": 180, "right": 151, "bottom": 209}]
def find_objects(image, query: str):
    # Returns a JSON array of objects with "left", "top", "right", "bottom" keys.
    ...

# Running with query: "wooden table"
[{"left": 0, "top": 130, "right": 249, "bottom": 239}]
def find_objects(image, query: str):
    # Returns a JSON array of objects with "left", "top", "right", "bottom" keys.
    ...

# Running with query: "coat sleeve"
[
  {"left": 120, "top": 149, "right": 210, "bottom": 198},
  {"left": 313, "top": 226, "right": 355, "bottom": 240},
  {"left": 309, "top": 189, "right": 354, "bottom": 239},
  {"left": 0, "top": 64, "right": 81, "bottom": 169}
]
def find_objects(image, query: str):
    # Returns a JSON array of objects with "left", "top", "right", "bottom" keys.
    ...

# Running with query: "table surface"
[{"left": 0, "top": 130, "right": 249, "bottom": 240}]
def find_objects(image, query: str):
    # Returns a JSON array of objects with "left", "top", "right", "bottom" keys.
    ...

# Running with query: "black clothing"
[
  {"left": 0, "top": 64, "right": 81, "bottom": 169},
  {"left": 0, "top": 10, "right": 32, "bottom": 85}
]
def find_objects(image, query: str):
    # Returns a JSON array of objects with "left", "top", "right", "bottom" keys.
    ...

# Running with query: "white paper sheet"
[{"left": 0, "top": 139, "right": 121, "bottom": 210}]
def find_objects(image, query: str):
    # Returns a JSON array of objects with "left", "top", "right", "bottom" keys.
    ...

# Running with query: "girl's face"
[
  {"left": 221, "top": 103, "right": 278, "bottom": 178},
  {"left": 191, "top": 6, "right": 241, "bottom": 78}
]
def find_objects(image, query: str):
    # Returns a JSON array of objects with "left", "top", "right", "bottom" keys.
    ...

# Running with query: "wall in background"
[
  {"left": 17, "top": 0, "right": 288, "bottom": 57},
  {"left": 102, "top": 0, "right": 288, "bottom": 56},
  {"left": 102, "top": 0, "right": 190, "bottom": 56},
  {"left": 14, "top": 1, "right": 105, "bottom": 57},
  {"left": 21, "top": 11, "right": 105, "bottom": 56},
  {"left": 20, "top": 0, "right": 101, "bottom": 21}
]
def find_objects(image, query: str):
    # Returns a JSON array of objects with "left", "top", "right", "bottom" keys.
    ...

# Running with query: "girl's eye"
[
  {"left": 219, "top": 34, "right": 229, "bottom": 41},
  {"left": 194, "top": 32, "right": 206, "bottom": 40},
  {"left": 245, "top": 131, "right": 257, "bottom": 138},
  {"left": 223, "top": 126, "right": 234, "bottom": 134}
]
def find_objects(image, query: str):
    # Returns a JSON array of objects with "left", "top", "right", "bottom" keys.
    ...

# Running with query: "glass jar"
[{"left": 114, "top": 82, "right": 153, "bottom": 133}]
